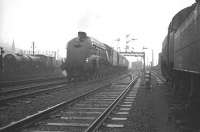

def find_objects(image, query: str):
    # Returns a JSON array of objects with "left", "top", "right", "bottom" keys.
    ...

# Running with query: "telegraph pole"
[
  {"left": 143, "top": 53, "right": 145, "bottom": 73},
  {"left": 151, "top": 49, "right": 154, "bottom": 67},
  {"left": 0, "top": 47, "right": 5, "bottom": 72},
  {"left": 32, "top": 41, "right": 35, "bottom": 55}
]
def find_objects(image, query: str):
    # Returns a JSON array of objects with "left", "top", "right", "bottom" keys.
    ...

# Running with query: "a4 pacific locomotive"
[
  {"left": 161, "top": 1, "right": 200, "bottom": 108},
  {"left": 62, "top": 32, "right": 129, "bottom": 80}
]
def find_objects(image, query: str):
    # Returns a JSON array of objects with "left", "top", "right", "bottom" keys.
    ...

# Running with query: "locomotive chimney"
[{"left": 78, "top": 32, "right": 87, "bottom": 41}]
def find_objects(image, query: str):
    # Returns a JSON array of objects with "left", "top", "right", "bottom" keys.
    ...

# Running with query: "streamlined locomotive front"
[{"left": 65, "top": 32, "right": 93, "bottom": 79}]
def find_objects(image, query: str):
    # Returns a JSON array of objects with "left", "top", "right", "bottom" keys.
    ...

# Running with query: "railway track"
[
  {"left": 0, "top": 75, "right": 139, "bottom": 132},
  {"left": 0, "top": 76, "right": 65, "bottom": 87},
  {"left": 0, "top": 78, "right": 66, "bottom": 104},
  {"left": 0, "top": 76, "right": 102, "bottom": 104},
  {"left": 0, "top": 73, "right": 130, "bottom": 104}
]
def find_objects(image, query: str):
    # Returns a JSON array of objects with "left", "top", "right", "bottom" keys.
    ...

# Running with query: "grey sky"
[{"left": 0, "top": 0, "right": 195, "bottom": 63}]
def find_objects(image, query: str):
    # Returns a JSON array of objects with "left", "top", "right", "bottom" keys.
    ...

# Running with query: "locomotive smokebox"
[{"left": 78, "top": 32, "right": 87, "bottom": 41}]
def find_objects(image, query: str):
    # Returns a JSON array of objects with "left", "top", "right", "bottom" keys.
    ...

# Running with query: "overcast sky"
[{"left": 0, "top": 0, "right": 195, "bottom": 63}]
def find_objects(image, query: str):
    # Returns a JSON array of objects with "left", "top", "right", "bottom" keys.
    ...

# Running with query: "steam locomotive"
[
  {"left": 62, "top": 32, "right": 129, "bottom": 80},
  {"left": 0, "top": 52, "right": 59, "bottom": 81},
  {"left": 161, "top": 1, "right": 200, "bottom": 108}
]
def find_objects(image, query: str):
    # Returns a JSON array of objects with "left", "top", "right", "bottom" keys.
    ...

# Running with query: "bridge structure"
[{"left": 119, "top": 51, "right": 146, "bottom": 72}]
